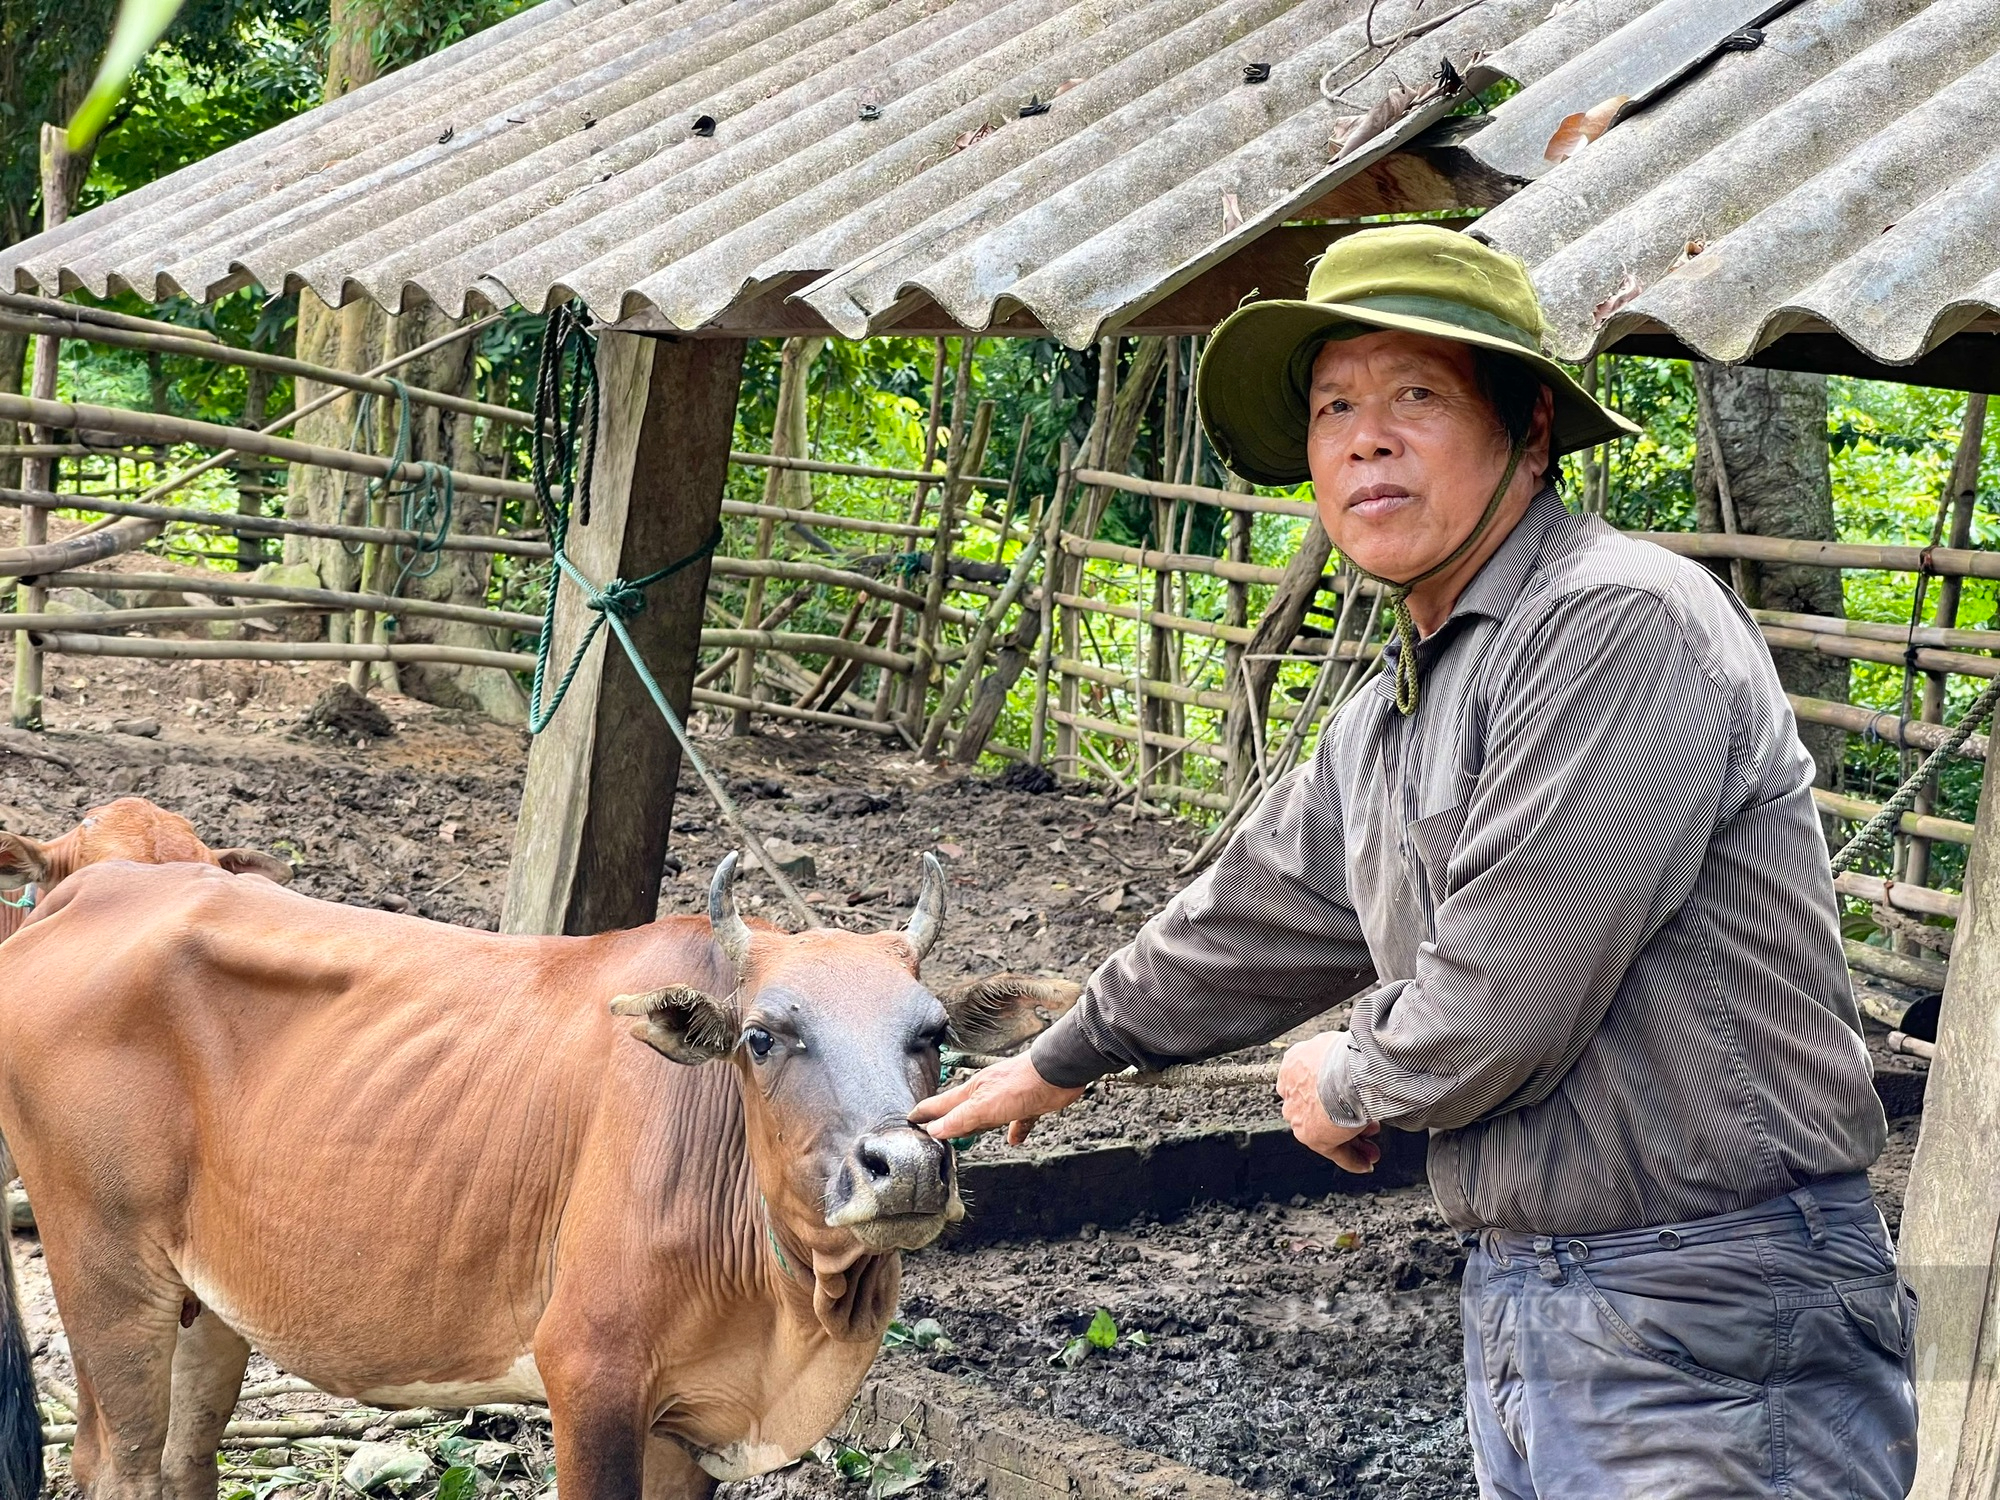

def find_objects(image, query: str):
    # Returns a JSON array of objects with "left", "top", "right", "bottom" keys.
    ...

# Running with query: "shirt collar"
[{"left": 1373, "top": 485, "right": 1568, "bottom": 698}]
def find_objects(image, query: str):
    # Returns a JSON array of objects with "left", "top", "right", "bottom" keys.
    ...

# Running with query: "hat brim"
[{"left": 1196, "top": 300, "right": 1641, "bottom": 488}]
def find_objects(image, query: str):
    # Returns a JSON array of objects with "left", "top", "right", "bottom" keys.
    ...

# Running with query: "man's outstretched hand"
[
  {"left": 911, "top": 1053, "right": 1087, "bottom": 1146},
  {"left": 1277, "top": 1031, "right": 1381, "bottom": 1173}
]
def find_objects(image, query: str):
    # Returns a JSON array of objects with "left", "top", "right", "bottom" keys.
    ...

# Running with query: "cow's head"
[
  {"left": 611, "top": 853, "right": 1078, "bottom": 1267},
  {"left": 0, "top": 798, "right": 292, "bottom": 931}
]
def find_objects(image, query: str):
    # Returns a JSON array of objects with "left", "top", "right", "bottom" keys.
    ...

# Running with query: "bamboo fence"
[{"left": 1, "top": 307, "right": 1989, "bottom": 996}]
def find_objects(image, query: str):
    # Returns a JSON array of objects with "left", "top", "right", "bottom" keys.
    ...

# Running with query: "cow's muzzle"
[{"left": 825, "top": 1127, "right": 961, "bottom": 1250}]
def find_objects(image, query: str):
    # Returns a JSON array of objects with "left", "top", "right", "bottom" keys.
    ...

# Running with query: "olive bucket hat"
[{"left": 1196, "top": 223, "right": 1639, "bottom": 488}]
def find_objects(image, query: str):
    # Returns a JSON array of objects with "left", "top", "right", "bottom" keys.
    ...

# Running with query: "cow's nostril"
[{"left": 857, "top": 1139, "right": 895, "bottom": 1186}]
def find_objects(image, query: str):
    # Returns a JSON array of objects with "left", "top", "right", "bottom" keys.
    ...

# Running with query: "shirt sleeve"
[
  {"left": 1030, "top": 730, "right": 1377, "bottom": 1088},
  {"left": 1317, "top": 585, "right": 1733, "bottom": 1134}
]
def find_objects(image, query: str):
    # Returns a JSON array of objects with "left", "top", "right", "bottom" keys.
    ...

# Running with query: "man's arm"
[
  {"left": 1318, "top": 585, "right": 1733, "bottom": 1134},
  {"left": 1030, "top": 738, "right": 1376, "bottom": 1088}
]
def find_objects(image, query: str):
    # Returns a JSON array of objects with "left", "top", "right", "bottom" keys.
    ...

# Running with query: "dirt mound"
[{"left": 301, "top": 682, "right": 396, "bottom": 741}]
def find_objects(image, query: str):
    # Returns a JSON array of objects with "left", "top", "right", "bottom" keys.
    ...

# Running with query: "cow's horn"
[
  {"left": 709, "top": 852, "right": 754, "bottom": 973},
  {"left": 903, "top": 852, "right": 947, "bottom": 964}
]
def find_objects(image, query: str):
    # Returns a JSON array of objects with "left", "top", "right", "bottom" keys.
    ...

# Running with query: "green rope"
[
  {"left": 1830, "top": 673, "right": 2000, "bottom": 876},
  {"left": 524, "top": 304, "right": 719, "bottom": 733},
  {"left": 339, "top": 377, "right": 456, "bottom": 595},
  {"left": 1345, "top": 441, "right": 1524, "bottom": 716}
]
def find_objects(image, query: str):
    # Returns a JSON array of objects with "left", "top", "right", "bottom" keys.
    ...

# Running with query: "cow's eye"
[
  {"left": 917, "top": 1021, "right": 949, "bottom": 1052},
  {"left": 743, "top": 1026, "right": 776, "bottom": 1060}
]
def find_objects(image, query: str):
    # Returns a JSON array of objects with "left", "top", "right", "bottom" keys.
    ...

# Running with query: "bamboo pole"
[
  {"left": 878, "top": 339, "right": 957, "bottom": 723},
  {"left": 5, "top": 603, "right": 319, "bottom": 631},
  {"left": 1053, "top": 592, "right": 1255, "bottom": 645},
  {"left": 920, "top": 523, "right": 1043, "bottom": 758},
  {"left": 698, "top": 629, "right": 910, "bottom": 673},
  {"left": 1908, "top": 395, "right": 1989, "bottom": 904},
  {"left": 1753, "top": 609, "right": 2000, "bottom": 655},
  {"left": 906, "top": 400, "right": 991, "bottom": 737},
  {"left": 807, "top": 613, "right": 891, "bottom": 716},
  {"left": 1634, "top": 531, "right": 2000, "bottom": 582},
  {"left": 0, "top": 487, "right": 548, "bottom": 561},
  {"left": 720, "top": 500, "right": 930, "bottom": 539},
  {"left": 729, "top": 449, "right": 1006, "bottom": 491},
  {"left": 1057, "top": 656, "right": 1316, "bottom": 719},
  {"left": 34, "top": 633, "right": 533, "bottom": 670},
  {"left": 1029, "top": 439, "right": 1077, "bottom": 767},
  {"left": 14, "top": 127, "right": 80, "bottom": 730},
  {"left": 1788, "top": 692, "right": 1989, "bottom": 760},
  {"left": 794, "top": 595, "right": 870, "bottom": 707},
  {"left": 1834, "top": 872, "right": 1965, "bottom": 921},
  {"left": 1814, "top": 787, "right": 1976, "bottom": 846},
  {"left": 1844, "top": 938, "right": 1948, "bottom": 992},
  {"left": 0, "top": 394, "right": 534, "bottom": 504},
  {"left": 1058, "top": 344, "right": 1118, "bottom": 768},
  {"left": 1758, "top": 625, "right": 2000, "bottom": 681},
  {"left": 1053, "top": 708, "right": 1227, "bottom": 762},
  {"left": 709, "top": 556, "right": 975, "bottom": 621},
  {"left": 0, "top": 290, "right": 220, "bottom": 344},
  {"left": 0, "top": 310, "right": 534, "bottom": 436},
  {"left": 733, "top": 337, "right": 821, "bottom": 734},
  {"left": 1071, "top": 467, "right": 1317, "bottom": 520},
  {"left": 32, "top": 570, "right": 542, "bottom": 633},
  {"left": 692, "top": 686, "right": 904, "bottom": 736}
]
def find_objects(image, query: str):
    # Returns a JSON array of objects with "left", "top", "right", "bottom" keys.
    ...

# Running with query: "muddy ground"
[{"left": 1, "top": 580, "right": 1930, "bottom": 1500}]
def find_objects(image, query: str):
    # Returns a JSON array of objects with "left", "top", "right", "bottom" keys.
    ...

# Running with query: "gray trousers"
[{"left": 1461, "top": 1173, "right": 1917, "bottom": 1499}]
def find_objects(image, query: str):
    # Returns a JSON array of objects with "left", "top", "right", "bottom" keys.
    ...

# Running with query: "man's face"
[{"left": 1305, "top": 330, "right": 1545, "bottom": 586}]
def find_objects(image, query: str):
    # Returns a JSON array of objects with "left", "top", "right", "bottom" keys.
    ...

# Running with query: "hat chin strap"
[{"left": 1344, "top": 440, "right": 1525, "bottom": 717}]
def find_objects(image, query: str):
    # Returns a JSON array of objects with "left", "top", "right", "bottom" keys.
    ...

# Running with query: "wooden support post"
[
  {"left": 1903, "top": 744, "right": 2000, "bottom": 1499},
  {"left": 501, "top": 334, "right": 745, "bottom": 937}
]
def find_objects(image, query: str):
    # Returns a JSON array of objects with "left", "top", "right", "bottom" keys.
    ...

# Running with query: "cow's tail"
[{"left": 0, "top": 1208, "right": 42, "bottom": 1500}]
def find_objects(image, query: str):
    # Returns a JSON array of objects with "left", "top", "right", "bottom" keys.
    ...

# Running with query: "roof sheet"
[
  {"left": 1472, "top": 0, "right": 2000, "bottom": 368},
  {"left": 3, "top": 0, "right": 1988, "bottom": 369}
]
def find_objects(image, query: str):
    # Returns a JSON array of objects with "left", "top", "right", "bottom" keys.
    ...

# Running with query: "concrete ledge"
[
  {"left": 950, "top": 1121, "right": 1429, "bottom": 1245},
  {"left": 854, "top": 1371, "right": 1249, "bottom": 1500}
]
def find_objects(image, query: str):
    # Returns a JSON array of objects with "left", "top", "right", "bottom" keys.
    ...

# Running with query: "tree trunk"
[
  {"left": 1694, "top": 364, "right": 1846, "bottom": 785},
  {"left": 0, "top": 332, "right": 23, "bottom": 463},
  {"left": 284, "top": 0, "right": 516, "bottom": 717}
]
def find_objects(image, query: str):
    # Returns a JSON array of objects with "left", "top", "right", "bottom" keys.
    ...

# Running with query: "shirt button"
[{"left": 1656, "top": 1230, "right": 1683, "bottom": 1250}]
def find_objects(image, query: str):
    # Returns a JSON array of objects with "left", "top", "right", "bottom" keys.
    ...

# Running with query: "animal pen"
[{"left": 4, "top": 0, "right": 2000, "bottom": 1494}]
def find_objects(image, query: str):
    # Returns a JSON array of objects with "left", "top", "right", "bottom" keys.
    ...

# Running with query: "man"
[{"left": 913, "top": 225, "right": 1918, "bottom": 1498}]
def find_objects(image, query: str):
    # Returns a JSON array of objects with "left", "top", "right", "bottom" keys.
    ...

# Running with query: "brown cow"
[
  {"left": 0, "top": 851, "right": 1076, "bottom": 1500},
  {"left": 0, "top": 797, "right": 293, "bottom": 939}
]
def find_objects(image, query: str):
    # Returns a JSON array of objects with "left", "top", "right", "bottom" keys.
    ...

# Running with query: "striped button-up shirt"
[{"left": 1031, "top": 488, "right": 1886, "bottom": 1234}]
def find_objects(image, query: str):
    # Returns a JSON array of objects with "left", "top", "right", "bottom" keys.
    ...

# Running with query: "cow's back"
[{"left": 0, "top": 861, "right": 743, "bottom": 1401}]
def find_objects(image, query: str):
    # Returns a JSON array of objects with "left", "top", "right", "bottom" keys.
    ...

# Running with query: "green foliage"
[
  {"left": 367, "top": 0, "right": 538, "bottom": 73},
  {"left": 824, "top": 1439, "right": 932, "bottom": 1500}
]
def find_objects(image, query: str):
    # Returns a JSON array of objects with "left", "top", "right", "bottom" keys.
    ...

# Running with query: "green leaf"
[
  {"left": 1085, "top": 1308, "right": 1118, "bottom": 1350},
  {"left": 1125, "top": 1330, "right": 1151, "bottom": 1348},
  {"left": 881, "top": 1320, "right": 914, "bottom": 1349},
  {"left": 1049, "top": 1337, "right": 1089, "bottom": 1369},
  {"left": 435, "top": 1467, "right": 479, "bottom": 1500},
  {"left": 868, "top": 1450, "right": 932, "bottom": 1500},
  {"left": 68, "top": 0, "right": 190, "bottom": 151},
  {"left": 833, "top": 1446, "right": 873, "bottom": 1482},
  {"left": 911, "top": 1318, "right": 948, "bottom": 1350}
]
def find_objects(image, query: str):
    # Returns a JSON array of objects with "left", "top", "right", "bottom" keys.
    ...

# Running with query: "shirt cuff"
[
  {"left": 1316, "top": 1034, "right": 1371, "bottom": 1130},
  {"left": 1029, "top": 1009, "right": 1125, "bottom": 1089}
]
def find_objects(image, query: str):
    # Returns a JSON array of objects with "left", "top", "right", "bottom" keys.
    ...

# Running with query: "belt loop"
[
  {"left": 1790, "top": 1186, "right": 1828, "bottom": 1248},
  {"left": 1533, "top": 1233, "right": 1562, "bottom": 1284}
]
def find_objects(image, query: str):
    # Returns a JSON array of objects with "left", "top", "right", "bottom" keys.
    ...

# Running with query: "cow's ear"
[
  {"left": 216, "top": 848, "right": 294, "bottom": 885},
  {"left": 0, "top": 834, "right": 47, "bottom": 889},
  {"left": 937, "top": 973, "right": 1083, "bottom": 1055},
  {"left": 610, "top": 985, "right": 737, "bottom": 1065}
]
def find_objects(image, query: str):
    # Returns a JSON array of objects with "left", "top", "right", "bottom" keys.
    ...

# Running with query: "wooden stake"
[
  {"left": 13, "top": 126, "right": 83, "bottom": 730},
  {"left": 1031, "top": 439, "right": 1080, "bottom": 768},
  {"left": 920, "top": 524, "right": 1043, "bottom": 759}
]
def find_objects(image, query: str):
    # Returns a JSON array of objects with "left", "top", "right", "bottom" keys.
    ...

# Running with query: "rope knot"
[{"left": 590, "top": 577, "right": 649, "bottom": 620}]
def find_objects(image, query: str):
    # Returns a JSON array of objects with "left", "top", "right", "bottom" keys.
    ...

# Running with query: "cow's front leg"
[
  {"left": 644, "top": 1434, "right": 716, "bottom": 1500},
  {"left": 536, "top": 1325, "right": 653, "bottom": 1500}
]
